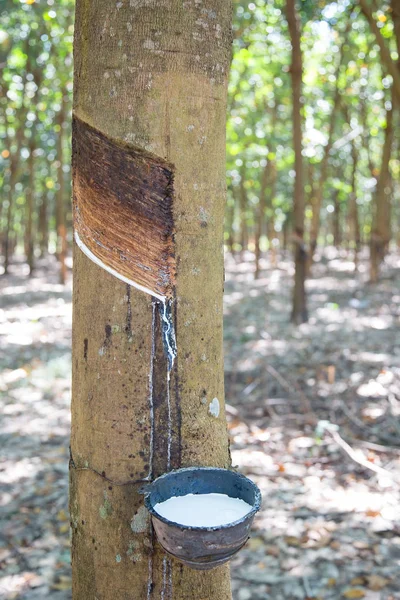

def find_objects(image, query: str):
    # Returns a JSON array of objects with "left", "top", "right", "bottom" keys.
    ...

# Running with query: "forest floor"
[{"left": 1, "top": 249, "right": 400, "bottom": 600}]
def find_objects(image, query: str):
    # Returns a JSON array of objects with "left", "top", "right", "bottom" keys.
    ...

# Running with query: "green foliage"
[
  {"left": 227, "top": 0, "right": 399, "bottom": 251},
  {"left": 0, "top": 0, "right": 399, "bottom": 268},
  {"left": 0, "top": 0, "right": 74, "bottom": 263}
]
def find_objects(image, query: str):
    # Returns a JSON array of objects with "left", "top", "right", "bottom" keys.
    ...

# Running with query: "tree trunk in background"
[
  {"left": 282, "top": 212, "right": 291, "bottom": 253},
  {"left": 266, "top": 160, "right": 277, "bottom": 268},
  {"left": 349, "top": 140, "right": 360, "bottom": 267},
  {"left": 225, "top": 198, "right": 235, "bottom": 255},
  {"left": 332, "top": 190, "right": 340, "bottom": 248},
  {"left": 39, "top": 194, "right": 48, "bottom": 257},
  {"left": 26, "top": 134, "right": 36, "bottom": 276},
  {"left": 231, "top": 186, "right": 240, "bottom": 256},
  {"left": 265, "top": 104, "right": 278, "bottom": 268},
  {"left": 255, "top": 103, "right": 278, "bottom": 278},
  {"left": 71, "top": 2, "right": 232, "bottom": 599},
  {"left": 359, "top": 0, "right": 400, "bottom": 104},
  {"left": 3, "top": 126, "right": 25, "bottom": 274},
  {"left": 370, "top": 102, "right": 393, "bottom": 283},
  {"left": 56, "top": 94, "right": 67, "bottom": 284},
  {"left": 4, "top": 170, "right": 17, "bottom": 275},
  {"left": 254, "top": 161, "right": 269, "bottom": 279},
  {"left": 384, "top": 174, "right": 393, "bottom": 256},
  {"left": 239, "top": 165, "right": 248, "bottom": 256},
  {"left": 286, "top": 0, "right": 307, "bottom": 324},
  {"left": 286, "top": 0, "right": 307, "bottom": 323},
  {"left": 308, "top": 22, "right": 350, "bottom": 269},
  {"left": 393, "top": 0, "right": 400, "bottom": 63}
]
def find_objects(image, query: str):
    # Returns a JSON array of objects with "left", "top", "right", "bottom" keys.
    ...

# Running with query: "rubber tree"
[
  {"left": 25, "top": 131, "right": 36, "bottom": 276},
  {"left": 70, "top": 2, "right": 233, "bottom": 599},
  {"left": 238, "top": 163, "right": 249, "bottom": 256},
  {"left": 370, "top": 99, "right": 394, "bottom": 282},
  {"left": 349, "top": 137, "right": 360, "bottom": 267},
  {"left": 56, "top": 91, "right": 67, "bottom": 285},
  {"left": 286, "top": 0, "right": 308, "bottom": 324},
  {"left": 254, "top": 102, "right": 278, "bottom": 279},
  {"left": 359, "top": 0, "right": 400, "bottom": 104},
  {"left": 308, "top": 20, "right": 351, "bottom": 269}
]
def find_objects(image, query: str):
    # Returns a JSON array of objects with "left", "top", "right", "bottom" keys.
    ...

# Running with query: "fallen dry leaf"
[
  {"left": 343, "top": 590, "right": 365, "bottom": 599},
  {"left": 247, "top": 537, "right": 264, "bottom": 551},
  {"left": 57, "top": 509, "right": 68, "bottom": 522},
  {"left": 366, "top": 575, "right": 389, "bottom": 591},
  {"left": 265, "top": 545, "right": 280, "bottom": 557},
  {"left": 365, "top": 510, "right": 380, "bottom": 518},
  {"left": 284, "top": 536, "right": 301, "bottom": 547},
  {"left": 351, "top": 577, "right": 365, "bottom": 586}
]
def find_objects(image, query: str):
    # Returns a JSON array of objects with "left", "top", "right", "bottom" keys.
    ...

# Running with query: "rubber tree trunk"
[
  {"left": 3, "top": 132, "right": 24, "bottom": 274},
  {"left": 239, "top": 165, "right": 248, "bottom": 256},
  {"left": 308, "top": 21, "right": 350, "bottom": 270},
  {"left": 4, "top": 168, "right": 17, "bottom": 275},
  {"left": 26, "top": 134, "right": 36, "bottom": 276},
  {"left": 393, "top": 0, "right": 400, "bottom": 64},
  {"left": 349, "top": 140, "right": 360, "bottom": 267},
  {"left": 254, "top": 161, "right": 269, "bottom": 279},
  {"left": 282, "top": 212, "right": 291, "bottom": 253},
  {"left": 39, "top": 193, "right": 48, "bottom": 257},
  {"left": 225, "top": 196, "right": 235, "bottom": 255},
  {"left": 231, "top": 186, "right": 240, "bottom": 256},
  {"left": 370, "top": 102, "right": 393, "bottom": 283},
  {"left": 254, "top": 104, "right": 278, "bottom": 278},
  {"left": 56, "top": 97, "right": 67, "bottom": 284},
  {"left": 359, "top": 0, "right": 400, "bottom": 104},
  {"left": 267, "top": 160, "right": 277, "bottom": 268},
  {"left": 332, "top": 190, "right": 340, "bottom": 248},
  {"left": 70, "top": 3, "right": 232, "bottom": 600},
  {"left": 286, "top": 0, "right": 308, "bottom": 324}
]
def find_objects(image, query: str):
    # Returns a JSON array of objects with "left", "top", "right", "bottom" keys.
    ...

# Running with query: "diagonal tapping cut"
[{"left": 72, "top": 115, "right": 176, "bottom": 301}]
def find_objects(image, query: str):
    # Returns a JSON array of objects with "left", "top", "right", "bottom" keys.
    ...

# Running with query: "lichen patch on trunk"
[{"left": 131, "top": 505, "right": 149, "bottom": 533}]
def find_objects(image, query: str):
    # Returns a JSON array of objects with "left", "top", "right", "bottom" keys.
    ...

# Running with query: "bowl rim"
[{"left": 143, "top": 466, "right": 262, "bottom": 532}]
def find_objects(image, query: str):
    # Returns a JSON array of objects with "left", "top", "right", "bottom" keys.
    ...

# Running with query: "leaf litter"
[{"left": 1, "top": 249, "right": 400, "bottom": 599}]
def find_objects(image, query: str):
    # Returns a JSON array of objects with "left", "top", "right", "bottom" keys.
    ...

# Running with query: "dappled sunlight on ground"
[{"left": 224, "top": 249, "right": 400, "bottom": 599}]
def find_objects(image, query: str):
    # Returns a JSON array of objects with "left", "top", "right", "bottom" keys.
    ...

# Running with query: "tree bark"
[
  {"left": 71, "top": 2, "right": 233, "bottom": 599},
  {"left": 286, "top": 0, "right": 308, "bottom": 324},
  {"left": 370, "top": 101, "right": 394, "bottom": 282}
]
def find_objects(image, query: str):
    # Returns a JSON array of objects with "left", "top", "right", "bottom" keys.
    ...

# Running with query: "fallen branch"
[
  {"left": 354, "top": 439, "right": 400, "bottom": 456},
  {"left": 265, "top": 364, "right": 315, "bottom": 418},
  {"left": 327, "top": 428, "right": 397, "bottom": 483}
]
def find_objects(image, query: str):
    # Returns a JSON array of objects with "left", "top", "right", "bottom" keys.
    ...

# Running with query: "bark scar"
[{"left": 69, "top": 449, "right": 150, "bottom": 486}]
